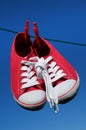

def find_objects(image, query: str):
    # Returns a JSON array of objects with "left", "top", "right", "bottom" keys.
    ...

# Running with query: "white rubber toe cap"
[
  {"left": 54, "top": 79, "right": 79, "bottom": 99},
  {"left": 18, "top": 90, "right": 46, "bottom": 106}
]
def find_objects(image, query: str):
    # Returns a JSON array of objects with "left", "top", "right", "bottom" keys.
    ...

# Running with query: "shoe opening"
[
  {"left": 15, "top": 33, "right": 32, "bottom": 57},
  {"left": 33, "top": 37, "right": 50, "bottom": 57}
]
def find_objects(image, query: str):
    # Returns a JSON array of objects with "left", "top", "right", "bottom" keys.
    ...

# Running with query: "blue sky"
[{"left": 0, "top": 0, "right": 86, "bottom": 130}]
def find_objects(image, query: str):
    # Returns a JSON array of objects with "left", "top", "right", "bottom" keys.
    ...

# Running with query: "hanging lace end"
[
  {"left": 47, "top": 95, "right": 59, "bottom": 113},
  {"left": 49, "top": 101, "right": 59, "bottom": 113},
  {"left": 48, "top": 101, "right": 53, "bottom": 108},
  {"left": 54, "top": 103, "right": 59, "bottom": 113},
  {"left": 48, "top": 99, "right": 59, "bottom": 113}
]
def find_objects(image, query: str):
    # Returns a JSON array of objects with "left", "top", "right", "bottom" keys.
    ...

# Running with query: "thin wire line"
[
  {"left": 45, "top": 38, "right": 86, "bottom": 46},
  {"left": 0, "top": 27, "right": 18, "bottom": 34},
  {"left": 0, "top": 27, "right": 86, "bottom": 46}
]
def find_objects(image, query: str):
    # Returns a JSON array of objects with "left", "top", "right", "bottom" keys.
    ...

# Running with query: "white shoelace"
[
  {"left": 21, "top": 61, "right": 40, "bottom": 89},
  {"left": 21, "top": 56, "right": 66, "bottom": 113}
]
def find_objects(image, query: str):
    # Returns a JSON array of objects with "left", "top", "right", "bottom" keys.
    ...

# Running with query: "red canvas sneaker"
[
  {"left": 10, "top": 21, "right": 46, "bottom": 110},
  {"left": 32, "top": 22, "right": 80, "bottom": 112}
]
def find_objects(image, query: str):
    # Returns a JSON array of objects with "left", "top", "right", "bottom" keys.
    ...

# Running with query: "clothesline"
[{"left": 0, "top": 27, "right": 86, "bottom": 47}]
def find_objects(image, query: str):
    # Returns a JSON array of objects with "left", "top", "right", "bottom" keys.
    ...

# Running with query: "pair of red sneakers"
[{"left": 10, "top": 21, "right": 80, "bottom": 113}]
